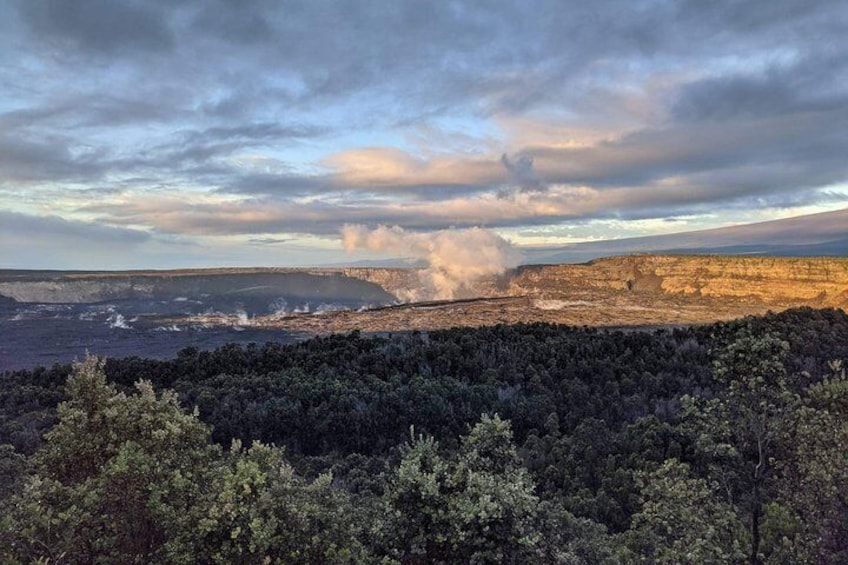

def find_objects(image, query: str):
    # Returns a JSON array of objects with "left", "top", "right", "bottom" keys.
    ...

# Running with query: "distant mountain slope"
[{"left": 524, "top": 208, "right": 848, "bottom": 264}]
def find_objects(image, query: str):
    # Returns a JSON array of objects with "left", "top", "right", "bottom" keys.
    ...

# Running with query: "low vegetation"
[{"left": 2, "top": 307, "right": 848, "bottom": 563}]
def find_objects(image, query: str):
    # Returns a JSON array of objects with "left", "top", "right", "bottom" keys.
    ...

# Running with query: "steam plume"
[{"left": 342, "top": 225, "right": 520, "bottom": 300}]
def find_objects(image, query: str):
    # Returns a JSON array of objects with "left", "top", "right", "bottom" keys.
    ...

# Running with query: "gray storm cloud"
[
  {"left": 342, "top": 225, "right": 520, "bottom": 300},
  {"left": 501, "top": 153, "right": 545, "bottom": 192},
  {"left": 3, "top": 1, "right": 848, "bottom": 269}
]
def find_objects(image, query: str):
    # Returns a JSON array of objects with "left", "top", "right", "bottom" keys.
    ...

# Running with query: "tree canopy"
[{"left": 2, "top": 307, "right": 848, "bottom": 563}]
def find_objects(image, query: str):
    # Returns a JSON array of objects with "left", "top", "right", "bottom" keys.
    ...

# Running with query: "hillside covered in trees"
[{"left": 2, "top": 307, "right": 848, "bottom": 563}]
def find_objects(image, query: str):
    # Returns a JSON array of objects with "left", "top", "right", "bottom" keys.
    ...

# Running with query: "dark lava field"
[{"left": 0, "top": 269, "right": 394, "bottom": 370}]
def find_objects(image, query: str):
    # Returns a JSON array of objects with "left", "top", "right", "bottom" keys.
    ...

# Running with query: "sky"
[{"left": 1, "top": 0, "right": 847, "bottom": 269}]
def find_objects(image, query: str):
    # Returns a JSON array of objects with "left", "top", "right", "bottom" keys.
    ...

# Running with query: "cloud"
[
  {"left": 342, "top": 225, "right": 520, "bottom": 299},
  {"left": 0, "top": 210, "right": 150, "bottom": 243},
  {"left": 17, "top": 0, "right": 173, "bottom": 54},
  {"left": 80, "top": 172, "right": 844, "bottom": 240},
  {"left": 672, "top": 55, "right": 848, "bottom": 123},
  {"left": 247, "top": 237, "right": 294, "bottom": 246},
  {"left": 189, "top": 0, "right": 274, "bottom": 45},
  {"left": 501, "top": 153, "right": 545, "bottom": 192},
  {"left": 0, "top": 211, "right": 151, "bottom": 268},
  {"left": 321, "top": 147, "right": 504, "bottom": 194},
  {"left": 525, "top": 109, "right": 848, "bottom": 191},
  {"left": 0, "top": 134, "right": 107, "bottom": 183},
  {"left": 2, "top": 0, "right": 847, "bottom": 266}
]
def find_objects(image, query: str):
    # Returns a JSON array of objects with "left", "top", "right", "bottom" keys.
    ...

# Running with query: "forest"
[{"left": 1, "top": 307, "right": 848, "bottom": 563}]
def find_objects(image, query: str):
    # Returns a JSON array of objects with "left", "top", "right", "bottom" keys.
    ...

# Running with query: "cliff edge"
[
  {"left": 338, "top": 255, "right": 848, "bottom": 309},
  {"left": 505, "top": 255, "right": 848, "bottom": 308}
]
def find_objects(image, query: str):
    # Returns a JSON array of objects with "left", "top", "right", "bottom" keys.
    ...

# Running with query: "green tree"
[
  {"left": 3, "top": 355, "right": 218, "bottom": 564},
  {"left": 0, "top": 443, "right": 30, "bottom": 557},
  {"left": 534, "top": 498, "right": 617, "bottom": 564},
  {"left": 449, "top": 414, "right": 540, "bottom": 563},
  {"left": 196, "top": 439, "right": 371, "bottom": 564},
  {"left": 384, "top": 415, "right": 540, "bottom": 564},
  {"left": 0, "top": 443, "right": 28, "bottom": 500},
  {"left": 624, "top": 459, "right": 747, "bottom": 564},
  {"left": 772, "top": 360, "right": 848, "bottom": 562},
  {"left": 383, "top": 430, "right": 464, "bottom": 562},
  {"left": 262, "top": 468, "right": 371, "bottom": 564},
  {"left": 193, "top": 439, "right": 282, "bottom": 563},
  {"left": 683, "top": 330, "right": 796, "bottom": 565}
]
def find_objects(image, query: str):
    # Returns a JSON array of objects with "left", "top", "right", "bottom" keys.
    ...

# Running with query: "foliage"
[
  {"left": 771, "top": 363, "right": 848, "bottom": 563},
  {"left": 3, "top": 355, "right": 218, "bottom": 563},
  {"left": 683, "top": 330, "right": 800, "bottom": 564},
  {"left": 1, "top": 308, "right": 848, "bottom": 562},
  {"left": 624, "top": 459, "right": 747, "bottom": 564},
  {"left": 195, "top": 440, "right": 371, "bottom": 564},
  {"left": 383, "top": 415, "right": 539, "bottom": 563}
]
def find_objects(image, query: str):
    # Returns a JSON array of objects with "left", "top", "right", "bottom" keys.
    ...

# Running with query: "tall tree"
[
  {"left": 683, "top": 329, "right": 796, "bottom": 565},
  {"left": 5, "top": 355, "right": 218, "bottom": 564},
  {"left": 384, "top": 415, "right": 540, "bottom": 564},
  {"left": 774, "top": 360, "right": 848, "bottom": 562},
  {"left": 624, "top": 459, "right": 747, "bottom": 564},
  {"left": 195, "top": 439, "right": 371, "bottom": 564}
]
